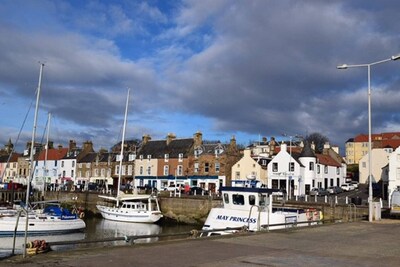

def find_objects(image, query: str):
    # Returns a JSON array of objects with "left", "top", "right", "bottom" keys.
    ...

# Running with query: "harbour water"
[{"left": 0, "top": 217, "right": 201, "bottom": 259}]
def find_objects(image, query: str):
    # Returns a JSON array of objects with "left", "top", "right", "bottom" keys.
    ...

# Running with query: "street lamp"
[{"left": 337, "top": 54, "right": 400, "bottom": 222}]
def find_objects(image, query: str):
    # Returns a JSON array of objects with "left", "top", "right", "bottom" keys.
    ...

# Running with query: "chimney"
[
  {"left": 262, "top": 136, "right": 267, "bottom": 143},
  {"left": 57, "top": 144, "right": 63, "bottom": 150},
  {"left": 311, "top": 141, "right": 315, "bottom": 151},
  {"left": 83, "top": 141, "right": 94, "bottom": 152},
  {"left": 193, "top": 131, "right": 203, "bottom": 146},
  {"left": 142, "top": 134, "right": 151, "bottom": 144},
  {"left": 69, "top": 140, "right": 77, "bottom": 150},
  {"left": 166, "top": 133, "right": 176, "bottom": 145},
  {"left": 324, "top": 142, "right": 330, "bottom": 149},
  {"left": 230, "top": 135, "right": 237, "bottom": 147}
]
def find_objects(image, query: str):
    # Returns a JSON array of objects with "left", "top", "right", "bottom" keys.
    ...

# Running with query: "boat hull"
[
  {"left": 0, "top": 215, "right": 86, "bottom": 236},
  {"left": 202, "top": 207, "right": 312, "bottom": 234},
  {"left": 96, "top": 204, "right": 162, "bottom": 223}
]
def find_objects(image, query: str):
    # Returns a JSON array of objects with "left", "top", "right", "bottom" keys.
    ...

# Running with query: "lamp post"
[{"left": 337, "top": 54, "right": 400, "bottom": 222}]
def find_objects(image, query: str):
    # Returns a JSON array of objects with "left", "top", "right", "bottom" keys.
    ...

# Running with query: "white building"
[
  {"left": 267, "top": 142, "right": 346, "bottom": 197},
  {"left": 359, "top": 148, "right": 390, "bottom": 184},
  {"left": 388, "top": 147, "right": 400, "bottom": 204}
]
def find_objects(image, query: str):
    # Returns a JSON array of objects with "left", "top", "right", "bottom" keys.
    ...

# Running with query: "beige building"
[
  {"left": 231, "top": 149, "right": 268, "bottom": 186},
  {"left": 359, "top": 148, "right": 390, "bottom": 184}
]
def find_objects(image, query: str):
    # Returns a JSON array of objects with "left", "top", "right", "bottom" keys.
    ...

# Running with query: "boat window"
[
  {"left": 249, "top": 195, "right": 256, "bottom": 205},
  {"left": 223, "top": 193, "right": 229, "bottom": 204},
  {"left": 232, "top": 194, "right": 244, "bottom": 205},
  {"left": 259, "top": 195, "right": 266, "bottom": 206}
]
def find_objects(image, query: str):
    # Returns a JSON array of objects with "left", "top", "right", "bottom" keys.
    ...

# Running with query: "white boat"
[
  {"left": 96, "top": 89, "right": 162, "bottom": 223},
  {"left": 202, "top": 186, "right": 320, "bottom": 235},
  {"left": 97, "top": 192, "right": 163, "bottom": 223},
  {"left": 0, "top": 204, "right": 86, "bottom": 236},
  {"left": 0, "top": 64, "right": 86, "bottom": 241}
]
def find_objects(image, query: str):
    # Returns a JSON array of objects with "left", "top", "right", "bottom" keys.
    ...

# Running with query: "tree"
[{"left": 304, "top": 132, "right": 329, "bottom": 153}]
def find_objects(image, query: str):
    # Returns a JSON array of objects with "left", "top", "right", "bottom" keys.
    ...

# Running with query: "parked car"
[
  {"left": 341, "top": 183, "right": 355, "bottom": 191},
  {"left": 310, "top": 188, "right": 328, "bottom": 196},
  {"left": 349, "top": 181, "right": 359, "bottom": 189},
  {"left": 327, "top": 186, "right": 343, "bottom": 195}
]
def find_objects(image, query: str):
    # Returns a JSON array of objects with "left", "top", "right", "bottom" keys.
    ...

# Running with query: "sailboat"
[
  {"left": 0, "top": 64, "right": 86, "bottom": 238},
  {"left": 96, "top": 89, "right": 163, "bottom": 223}
]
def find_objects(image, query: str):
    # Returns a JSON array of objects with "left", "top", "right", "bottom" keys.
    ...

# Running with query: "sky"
[{"left": 1, "top": 0, "right": 400, "bottom": 155}]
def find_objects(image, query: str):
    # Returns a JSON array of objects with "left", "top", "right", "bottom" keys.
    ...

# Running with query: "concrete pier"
[{"left": 2, "top": 220, "right": 400, "bottom": 267}]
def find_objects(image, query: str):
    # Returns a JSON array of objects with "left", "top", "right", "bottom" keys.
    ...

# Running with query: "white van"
[{"left": 390, "top": 189, "right": 400, "bottom": 216}]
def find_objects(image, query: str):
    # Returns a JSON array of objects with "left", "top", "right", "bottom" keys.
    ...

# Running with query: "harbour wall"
[{"left": 1, "top": 190, "right": 369, "bottom": 224}]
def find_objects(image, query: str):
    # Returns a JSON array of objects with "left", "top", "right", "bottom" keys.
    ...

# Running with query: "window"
[
  {"left": 147, "top": 155, "right": 151, "bottom": 161},
  {"left": 224, "top": 193, "right": 229, "bottom": 204},
  {"left": 72, "top": 161, "right": 75, "bottom": 168},
  {"left": 129, "top": 154, "right": 136, "bottom": 161},
  {"left": 140, "top": 155, "right": 143, "bottom": 160},
  {"left": 362, "top": 162, "right": 366, "bottom": 168},
  {"left": 61, "top": 161, "right": 64, "bottom": 168},
  {"left": 140, "top": 166, "right": 143, "bottom": 175},
  {"left": 128, "top": 165, "right": 133, "bottom": 175},
  {"left": 86, "top": 163, "right": 90, "bottom": 168},
  {"left": 86, "top": 171, "right": 90, "bottom": 177},
  {"left": 336, "top": 167, "right": 340, "bottom": 175},
  {"left": 324, "top": 166, "right": 328, "bottom": 174},
  {"left": 289, "top": 162, "right": 294, "bottom": 172},
  {"left": 54, "top": 160, "right": 58, "bottom": 167},
  {"left": 272, "top": 162, "right": 278, "bottom": 172},
  {"left": 115, "top": 165, "right": 120, "bottom": 175},
  {"left": 232, "top": 194, "right": 244, "bottom": 205},
  {"left": 177, "top": 165, "right": 183, "bottom": 176},
  {"left": 164, "top": 165, "right": 169, "bottom": 176},
  {"left": 147, "top": 166, "right": 151, "bottom": 175},
  {"left": 71, "top": 170, "right": 74, "bottom": 177},
  {"left": 101, "top": 168, "right": 105, "bottom": 177},
  {"left": 236, "top": 171, "right": 240, "bottom": 179},
  {"left": 317, "top": 165, "right": 320, "bottom": 174},
  {"left": 62, "top": 170, "right": 66, "bottom": 177},
  {"left": 164, "top": 154, "right": 169, "bottom": 162},
  {"left": 194, "top": 163, "right": 199, "bottom": 173},
  {"left": 178, "top": 153, "right": 183, "bottom": 162},
  {"left": 215, "top": 163, "right": 220, "bottom": 173},
  {"left": 249, "top": 195, "right": 256, "bottom": 205},
  {"left": 309, "top": 162, "right": 314, "bottom": 171},
  {"left": 204, "top": 163, "right": 209, "bottom": 172}
]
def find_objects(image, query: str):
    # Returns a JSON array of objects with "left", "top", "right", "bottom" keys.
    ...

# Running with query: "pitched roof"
[
  {"left": 78, "top": 152, "right": 97, "bottom": 163},
  {"left": 138, "top": 138, "right": 194, "bottom": 158},
  {"left": 316, "top": 154, "right": 341, "bottom": 167},
  {"left": 36, "top": 148, "right": 68, "bottom": 161}
]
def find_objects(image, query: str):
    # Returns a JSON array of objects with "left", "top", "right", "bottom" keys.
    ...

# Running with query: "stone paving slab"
[{"left": 2, "top": 220, "right": 400, "bottom": 267}]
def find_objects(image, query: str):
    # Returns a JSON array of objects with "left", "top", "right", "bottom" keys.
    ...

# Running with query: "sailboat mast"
[
  {"left": 24, "top": 62, "right": 44, "bottom": 258},
  {"left": 116, "top": 89, "right": 130, "bottom": 206},
  {"left": 44, "top": 112, "right": 51, "bottom": 194}
]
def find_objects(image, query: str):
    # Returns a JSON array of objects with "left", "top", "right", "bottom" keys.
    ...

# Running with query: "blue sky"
[{"left": 1, "top": 0, "right": 400, "bottom": 154}]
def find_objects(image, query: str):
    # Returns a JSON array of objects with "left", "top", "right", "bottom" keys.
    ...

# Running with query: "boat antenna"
[{"left": 116, "top": 88, "right": 130, "bottom": 206}]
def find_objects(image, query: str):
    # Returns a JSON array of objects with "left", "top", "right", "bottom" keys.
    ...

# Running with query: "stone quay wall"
[{"left": 2, "top": 190, "right": 369, "bottom": 224}]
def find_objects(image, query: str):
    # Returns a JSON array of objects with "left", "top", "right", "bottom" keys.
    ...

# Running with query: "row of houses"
[
  {"left": 1, "top": 132, "right": 350, "bottom": 197},
  {"left": 0, "top": 132, "right": 241, "bottom": 193}
]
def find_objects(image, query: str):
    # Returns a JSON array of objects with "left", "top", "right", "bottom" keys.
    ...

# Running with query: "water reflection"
[
  {"left": 0, "top": 217, "right": 201, "bottom": 258},
  {"left": 97, "top": 219, "right": 161, "bottom": 243}
]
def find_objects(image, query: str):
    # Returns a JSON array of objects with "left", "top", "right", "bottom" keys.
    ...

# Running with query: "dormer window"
[
  {"left": 178, "top": 153, "right": 183, "bottom": 162},
  {"left": 129, "top": 154, "right": 136, "bottom": 161},
  {"left": 147, "top": 155, "right": 151, "bottom": 161},
  {"left": 139, "top": 155, "right": 143, "bottom": 161},
  {"left": 194, "top": 147, "right": 203, "bottom": 158},
  {"left": 164, "top": 154, "right": 169, "bottom": 162}
]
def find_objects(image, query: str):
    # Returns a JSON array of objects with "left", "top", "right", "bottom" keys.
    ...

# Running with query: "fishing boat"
[
  {"left": 96, "top": 89, "right": 163, "bottom": 223},
  {"left": 202, "top": 186, "right": 320, "bottom": 235},
  {"left": 97, "top": 192, "right": 163, "bottom": 223}
]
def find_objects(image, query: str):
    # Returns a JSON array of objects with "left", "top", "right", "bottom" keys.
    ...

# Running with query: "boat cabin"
[{"left": 220, "top": 187, "right": 283, "bottom": 212}]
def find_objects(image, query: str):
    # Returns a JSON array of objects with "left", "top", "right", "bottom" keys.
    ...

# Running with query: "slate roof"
[
  {"left": 138, "top": 138, "right": 194, "bottom": 158},
  {"left": 78, "top": 152, "right": 98, "bottom": 163},
  {"left": 300, "top": 141, "right": 316, "bottom": 158}
]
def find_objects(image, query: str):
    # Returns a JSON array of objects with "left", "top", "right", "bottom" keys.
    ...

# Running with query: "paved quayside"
[{"left": 2, "top": 220, "right": 400, "bottom": 267}]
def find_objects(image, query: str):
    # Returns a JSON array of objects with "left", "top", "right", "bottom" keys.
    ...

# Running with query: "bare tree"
[{"left": 304, "top": 132, "right": 329, "bottom": 153}]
